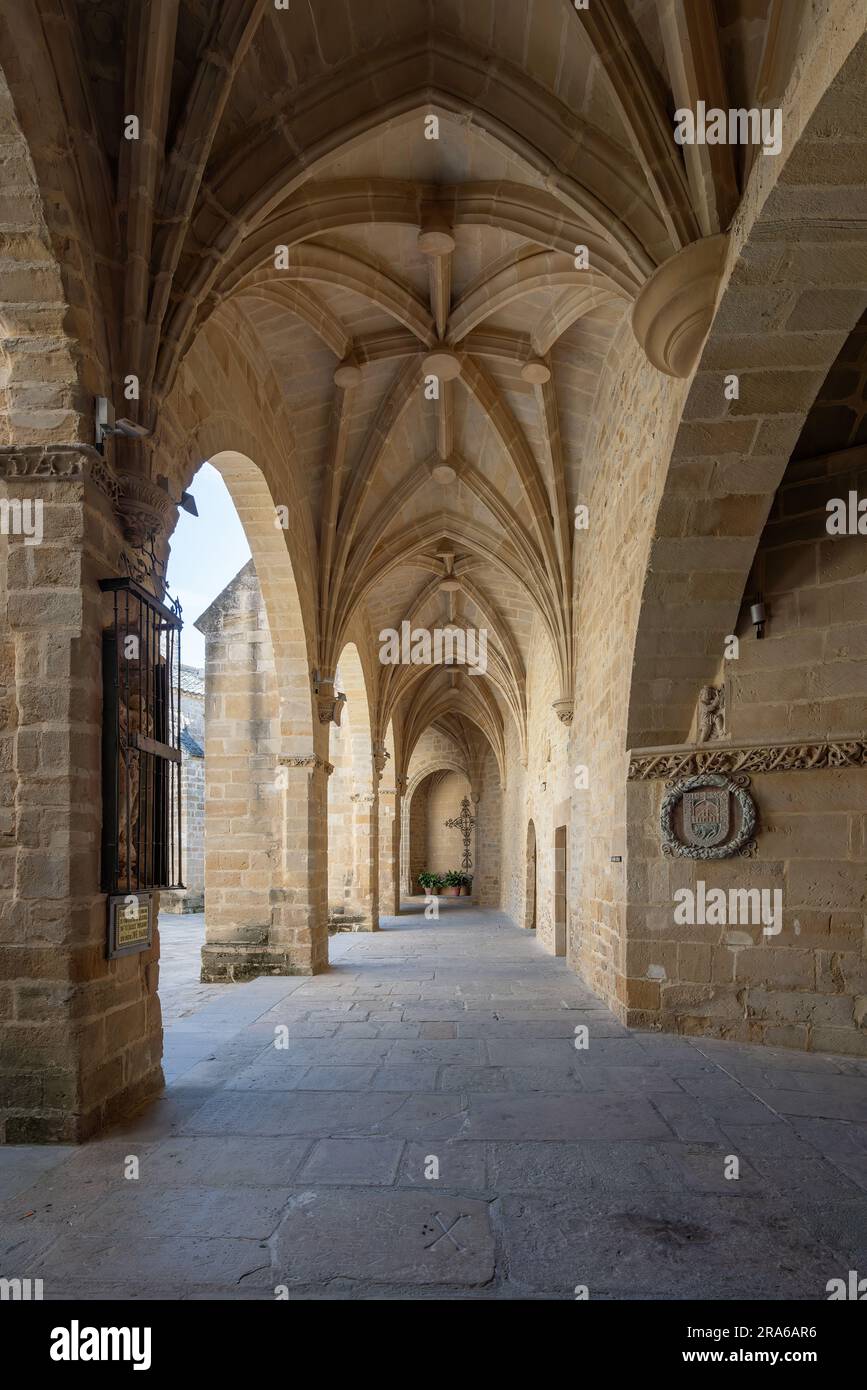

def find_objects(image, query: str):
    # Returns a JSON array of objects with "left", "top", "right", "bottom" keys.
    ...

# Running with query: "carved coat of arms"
[
  {"left": 660, "top": 773, "right": 757, "bottom": 860},
  {"left": 683, "top": 787, "right": 729, "bottom": 847}
]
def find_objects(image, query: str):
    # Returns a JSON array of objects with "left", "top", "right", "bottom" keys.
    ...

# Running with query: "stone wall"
[
  {"left": 0, "top": 459, "right": 164, "bottom": 1141},
  {"left": 426, "top": 771, "right": 473, "bottom": 874},
  {"left": 500, "top": 618, "right": 572, "bottom": 955},
  {"left": 622, "top": 432, "right": 867, "bottom": 1055}
]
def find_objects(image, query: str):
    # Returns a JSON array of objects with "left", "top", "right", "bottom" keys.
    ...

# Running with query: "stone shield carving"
[{"left": 661, "top": 773, "right": 757, "bottom": 860}]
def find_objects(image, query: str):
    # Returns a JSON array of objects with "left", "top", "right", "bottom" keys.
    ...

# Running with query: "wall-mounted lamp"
[
  {"left": 750, "top": 598, "right": 767, "bottom": 640},
  {"left": 95, "top": 395, "right": 153, "bottom": 450},
  {"left": 156, "top": 474, "right": 198, "bottom": 517}
]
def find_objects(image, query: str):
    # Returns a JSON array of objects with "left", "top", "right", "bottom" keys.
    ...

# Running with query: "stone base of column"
[
  {"left": 200, "top": 942, "right": 319, "bottom": 983},
  {"left": 327, "top": 908, "right": 379, "bottom": 932}
]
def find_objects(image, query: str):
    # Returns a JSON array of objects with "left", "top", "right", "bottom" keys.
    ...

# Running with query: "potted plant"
[
  {"left": 442, "top": 869, "right": 463, "bottom": 898},
  {"left": 459, "top": 873, "right": 472, "bottom": 896},
  {"left": 418, "top": 870, "right": 441, "bottom": 895}
]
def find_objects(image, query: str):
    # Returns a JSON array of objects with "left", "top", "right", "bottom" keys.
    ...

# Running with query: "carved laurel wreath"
[{"left": 660, "top": 772, "right": 757, "bottom": 860}]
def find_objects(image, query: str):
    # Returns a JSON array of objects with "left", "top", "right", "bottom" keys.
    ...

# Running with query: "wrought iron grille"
[{"left": 100, "top": 577, "right": 184, "bottom": 893}]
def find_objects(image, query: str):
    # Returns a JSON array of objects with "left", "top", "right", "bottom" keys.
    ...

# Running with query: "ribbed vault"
[{"left": 0, "top": 0, "right": 810, "bottom": 786}]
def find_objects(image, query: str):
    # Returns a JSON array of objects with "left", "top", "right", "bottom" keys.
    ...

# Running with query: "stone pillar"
[
  {"left": 349, "top": 789, "right": 379, "bottom": 931},
  {"left": 391, "top": 781, "right": 403, "bottom": 914},
  {"left": 269, "top": 753, "right": 329, "bottom": 974},
  {"left": 0, "top": 446, "right": 163, "bottom": 1142},
  {"left": 470, "top": 789, "right": 481, "bottom": 902},
  {"left": 197, "top": 564, "right": 327, "bottom": 980},
  {"left": 378, "top": 784, "right": 401, "bottom": 918}
]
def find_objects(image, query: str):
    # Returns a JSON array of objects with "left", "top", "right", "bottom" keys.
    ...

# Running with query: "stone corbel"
[
  {"left": 631, "top": 233, "right": 729, "bottom": 378},
  {"left": 312, "top": 671, "right": 346, "bottom": 726},
  {"left": 552, "top": 698, "right": 574, "bottom": 725},
  {"left": 372, "top": 740, "right": 390, "bottom": 780},
  {"left": 116, "top": 470, "right": 175, "bottom": 545}
]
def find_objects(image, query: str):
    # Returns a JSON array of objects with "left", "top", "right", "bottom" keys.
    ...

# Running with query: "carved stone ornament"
[
  {"left": 629, "top": 739, "right": 867, "bottom": 781},
  {"left": 372, "top": 741, "right": 390, "bottom": 780},
  {"left": 279, "top": 754, "right": 334, "bottom": 776},
  {"left": 311, "top": 672, "right": 346, "bottom": 726},
  {"left": 116, "top": 471, "right": 175, "bottom": 545},
  {"left": 661, "top": 773, "right": 757, "bottom": 860},
  {"left": 697, "top": 684, "right": 725, "bottom": 742},
  {"left": 631, "top": 233, "right": 729, "bottom": 378},
  {"left": 0, "top": 444, "right": 119, "bottom": 503},
  {"left": 552, "top": 698, "right": 574, "bottom": 725}
]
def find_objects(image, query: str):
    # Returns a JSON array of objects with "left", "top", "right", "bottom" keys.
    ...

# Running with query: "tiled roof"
[
  {"left": 180, "top": 727, "right": 204, "bottom": 758},
  {"left": 179, "top": 664, "right": 205, "bottom": 696}
]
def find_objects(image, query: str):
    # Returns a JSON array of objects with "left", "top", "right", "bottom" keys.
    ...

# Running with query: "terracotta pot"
[
  {"left": 443, "top": 886, "right": 461, "bottom": 897},
  {"left": 460, "top": 885, "right": 470, "bottom": 895}
]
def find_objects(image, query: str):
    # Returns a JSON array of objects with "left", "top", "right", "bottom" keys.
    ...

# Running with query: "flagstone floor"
[{"left": 2, "top": 902, "right": 866, "bottom": 1300}]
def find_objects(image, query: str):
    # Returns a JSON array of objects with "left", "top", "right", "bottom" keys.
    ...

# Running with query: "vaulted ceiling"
[{"left": 2, "top": 0, "right": 793, "bottom": 771}]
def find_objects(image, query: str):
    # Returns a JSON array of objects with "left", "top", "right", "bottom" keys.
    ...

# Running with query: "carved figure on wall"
[{"left": 697, "top": 684, "right": 725, "bottom": 742}]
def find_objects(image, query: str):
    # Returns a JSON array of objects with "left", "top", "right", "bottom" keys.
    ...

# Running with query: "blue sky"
[{"left": 165, "top": 461, "right": 251, "bottom": 668}]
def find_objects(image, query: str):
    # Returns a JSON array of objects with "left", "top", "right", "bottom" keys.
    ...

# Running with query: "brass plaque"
[{"left": 107, "top": 893, "right": 153, "bottom": 958}]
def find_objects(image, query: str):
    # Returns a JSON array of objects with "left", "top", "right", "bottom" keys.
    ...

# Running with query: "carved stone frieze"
[
  {"left": 629, "top": 739, "right": 867, "bottom": 781},
  {"left": 0, "top": 444, "right": 120, "bottom": 504},
  {"left": 279, "top": 755, "right": 334, "bottom": 776}
]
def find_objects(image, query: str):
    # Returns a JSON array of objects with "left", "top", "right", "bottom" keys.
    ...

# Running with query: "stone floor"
[{"left": 2, "top": 903, "right": 867, "bottom": 1300}]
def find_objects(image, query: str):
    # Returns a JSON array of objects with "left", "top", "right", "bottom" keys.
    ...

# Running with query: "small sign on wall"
[{"left": 107, "top": 893, "right": 153, "bottom": 959}]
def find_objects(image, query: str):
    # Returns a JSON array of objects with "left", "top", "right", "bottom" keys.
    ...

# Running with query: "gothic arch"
[{"left": 627, "top": 28, "right": 867, "bottom": 748}]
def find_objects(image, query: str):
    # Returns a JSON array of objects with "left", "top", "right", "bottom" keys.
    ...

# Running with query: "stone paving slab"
[
  {"left": 8, "top": 905, "right": 867, "bottom": 1300},
  {"left": 273, "top": 1189, "right": 495, "bottom": 1288}
]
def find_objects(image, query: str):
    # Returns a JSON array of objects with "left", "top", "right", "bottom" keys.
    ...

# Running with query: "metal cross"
[{"left": 444, "top": 795, "right": 475, "bottom": 871}]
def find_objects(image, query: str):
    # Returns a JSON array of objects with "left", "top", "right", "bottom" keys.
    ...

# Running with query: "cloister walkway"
[{"left": 1, "top": 904, "right": 865, "bottom": 1299}]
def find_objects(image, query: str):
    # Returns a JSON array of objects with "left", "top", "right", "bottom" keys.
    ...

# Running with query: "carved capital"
[{"left": 631, "top": 233, "right": 729, "bottom": 378}]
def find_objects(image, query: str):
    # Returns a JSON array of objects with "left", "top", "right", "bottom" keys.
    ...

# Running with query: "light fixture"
[
  {"left": 95, "top": 396, "right": 153, "bottom": 449},
  {"left": 750, "top": 598, "right": 767, "bottom": 640},
  {"left": 155, "top": 474, "right": 199, "bottom": 518}
]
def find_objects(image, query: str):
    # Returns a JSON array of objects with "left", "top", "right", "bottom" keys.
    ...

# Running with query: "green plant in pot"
[
  {"left": 459, "top": 873, "right": 473, "bottom": 896},
  {"left": 442, "top": 869, "right": 463, "bottom": 897},
  {"left": 417, "top": 870, "right": 442, "bottom": 895}
]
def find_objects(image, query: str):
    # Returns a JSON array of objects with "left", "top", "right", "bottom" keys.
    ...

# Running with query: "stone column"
[
  {"left": 391, "top": 780, "right": 404, "bottom": 914},
  {"left": 470, "top": 790, "right": 481, "bottom": 902},
  {"left": 349, "top": 789, "right": 379, "bottom": 931},
  {"left": 0, "top": 446, "right": 163, "bottom": 1141},
  {"left": 269, "top": 753, "right": 329, "bottom": 974}
]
